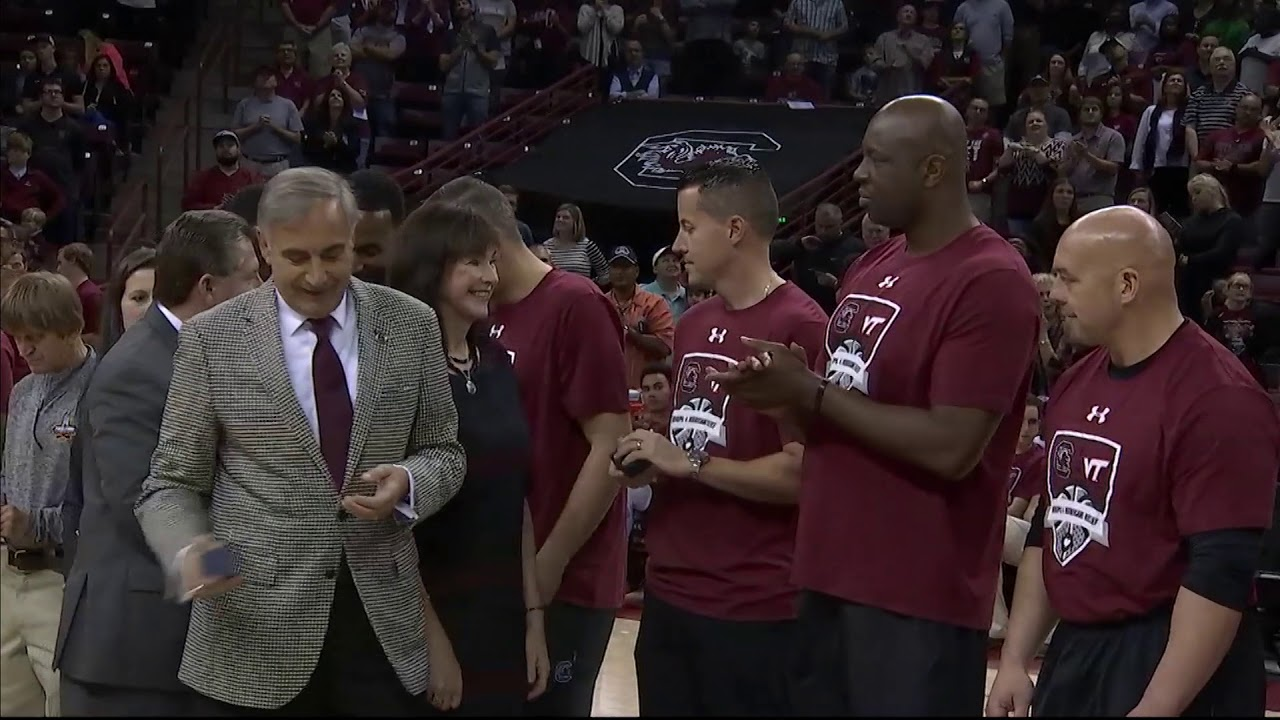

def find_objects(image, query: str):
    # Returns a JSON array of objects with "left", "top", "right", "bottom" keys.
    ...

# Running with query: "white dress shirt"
[{"left": 157, "top": 303, "right": 183, "bottom": 332}]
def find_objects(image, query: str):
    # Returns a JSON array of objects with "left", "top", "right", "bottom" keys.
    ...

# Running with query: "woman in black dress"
[
  {"left": 1177, "top": 173, "right": 1253, "bottom": 324},
  {"left": 388, "top": 201, "right": 550, "bottom": 715}
]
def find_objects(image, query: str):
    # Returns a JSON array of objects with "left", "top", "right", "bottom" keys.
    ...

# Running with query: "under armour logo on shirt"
[
  {"left": 878, "top": 275, "right": 900, "bottom": 289},
  {"left": 490, "top": 324, "right": 505, "bottom": 339},
  {"left": 1086, "top": 406, "right": 1110, "bottom": 424},
  {"left": 708, "top": 327, "right": 727, "bottom": 343}
]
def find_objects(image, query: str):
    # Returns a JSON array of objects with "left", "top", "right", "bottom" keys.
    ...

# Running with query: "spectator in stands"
[
  {"left": 783, "top": 0, "right": 847, "bottom": 95},
  {"left": 1027, "top": 177, "right": 1079, "bottom": 272},
  {"left": 1041, "top": 53, "right": 1080, "bottom": 115},
  {"left": 1040, "top": 0, "right": 1097, "bottom": 68},
  {"left": 1127, "top": 185, "right": 1156, "bottom": 215},
  {"left": 608, "top": 39, "right": 660, "bottom": 100},
  {"left": 1005, "top": 75, "right": 1073, "bottom": 141},
  {"left": 497, "top": 184, "right": 536, "bottom": 245},
  {"left": 952, "top": 0, "right": 1013, "bottom": 113},
  {"left": 869, "top": 3, "right": 935, "bottom": 106},
  {"left": 1077, "top": 6, "right": 1135, "bottom": 87},
  {"left": 16, "top": 77, "right": 86, "bottom": 246},
  {"left": 98, "top": 245, "right": 155, "bottom": 354},
  {"left": 1194, "top": 92, "right": 1270, "bottom": 218},
  {"left": 1130, "top": 0, "right": 1179, "bottom": 61},
  {"left": 351, "top": 1, "right": 407, "bottom": 139},
  {"left": 635, "top": 362, "right": 671, "bottom": 433},
  {"left": 1240, "top": 7, "right": 1280, "bottom": 96},
  {"left": 1256, "top": 117, "right": 1280, "bottom": 270},
  {"left": 1186, "top": 34, "right": 1221, "bottom": 91},
  {"left": 674, "top": 0, "right": 736, "bottom": 96},
  {"left": 182, "top": 131, "right": 264, "bottom": 211},
  {"left": 440, "top": 0, "right": 501, "bottom": 140},
  {"left": 218, "top": 183, "right": 271, "bottom": 280},
  {"left": 1102, "top": 83, "right": 1139, "bottom": 165},
  {"left": 55, "top": 242, "right": 104, "bottom": 347},
  {"left": 283, "top": 0, "right": 339, "bottom": 77},
  {"left": 929, "top": 21, "right": 980, "bottom": 110},
  {"left": 846, "top": 46, "right": 878, "bottom": 105},
  {"left": 531, "top": 242, "right": 552, "bottom": 264},
  {"left": 578, "top": 0, "right": 626, "bottom": 70},
  {"left": 732, "top": 19, "right": 769, "bottom": 95},
  {"left": 514, "top": 0, "right": 575, "bottom": 88},
  {"left": 543, "top": 202, "right": 608, "bottom": 282},
  {"left": 1001, "top": 109, "right": 1067, "bottom": 238},
  {"left": 1206, "top": 270, "right": 1277, "bottom": 386},
  {"left": 629, "top": 0, "right": 677, "bottom": 93},
  {"left": 22, "top": 35, "right": 85, "bottom": 116},
  {"left": 687, "top": 283, "right": 713, "bottom": 306},
  {"left": 641, "top": 245, "right": 688, "bottom": 321},
  {"left": 917, "top": 0, "right": 947, "bottom": 51},
  {"left": 1132, "top": 71, "right": 1194, "bottom": 218},
  {"left": 860, "top": 212, "right": 890, "bottom": 248},
  {"left": 1088, "top": 40, "right": 1152, "bottom": 115},
  {"left": 1186, "top": 46, "right": 1250, "bottom": 144},
  {"left": 1198, "top": 0, "right": 1252, "bottom": 54},
  {"left": 82, "top": 53, "right": 134, "bottom": 151},
  {"left": 771, "top": 202, "right": 861, "bottom": 313},
  {"left": 1, "top": 49, "right": 37, "bottom": 120},
  {"left": 1061, "top": 95, "right": 1126, "bottom": 214},
  {"left": 764, "top": 52, "right": 825, "bottom": 104},
  {"left": 230, "top": 67, "right": 305, "bottom": 178},
  {"left": 312, "top": 43, "right": 369, "bottom": 139},
  {"left": 472, "top": 0, "right": 518, "bottom": 108},
  {"left": 349, "top": 168, "right": 406, "bottom": 284},
  {"left": 1178, "top": 173, "right": 1251, "bottom": 322},
  {"left": 1145, "top": 13, "right": 1187, "bottom": 86},
  {"left": 965, "top": 97, "right": 1003, "bottom": 224},
  {"left": 606, "top": 245, "right": 674, "bottom": 388},
  {"left": 273, "top": 40, "right": 315, "bottom": 116},
  {"left": 302, "top": 89, "right": 363, "bottom": 173},
  {"left": 0, "top": 132, "right": 65, "bottom": 227},
  {"left": 19, "top": 208, "right": 47, "bottom": 260}
]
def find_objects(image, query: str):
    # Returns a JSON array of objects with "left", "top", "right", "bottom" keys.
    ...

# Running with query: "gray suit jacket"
[
  {"left": 55, "top": 304, "right": 191, "bottom": 693},
  {"left": 134, "top": 279, "right": 466, "bottom": 709}
]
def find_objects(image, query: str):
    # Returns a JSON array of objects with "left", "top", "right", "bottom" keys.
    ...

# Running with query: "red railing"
[
  {"left": 776, "top": 150, "right": 863, "bottom": 240},
  {"left": 393, "top": 64, "right": 600, "bottom": 203},
  {"left": 105, "top": 16, "right": 235, "bottom": 263}
]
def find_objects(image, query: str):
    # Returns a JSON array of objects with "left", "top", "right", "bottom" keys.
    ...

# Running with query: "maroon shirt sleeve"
[
  {"left": 79, "top": 282, "right": 103, "bottom": 336},
  {"left": 35, "top": 171, "right": 66, "bottom": 220},
  {"left": 1012, "top": 451, "right": 1044, "bottom": 500},
  {"left": 182, "top": 169, "right": 215, "bottom": 211},
  {"left": 1170, "top": 387, "right": 1280, "bottom": 535},
  {"left": 930, "top": 268, "right": 1040, "bottom": 413},
  {"left": 556, "top": 291, "right": 630, "bottom": 421},
  {"left": 0, "top": 334, "right": 13, "bottom": 416}
]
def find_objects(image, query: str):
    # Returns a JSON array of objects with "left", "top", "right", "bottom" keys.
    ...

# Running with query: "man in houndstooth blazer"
[{"left": 134, "top": 168, "right": 466, "bottom": 714}]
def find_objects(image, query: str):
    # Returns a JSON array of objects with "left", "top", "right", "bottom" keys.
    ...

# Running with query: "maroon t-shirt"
[
  {"left": 490, "top": 270, "right": 629, "bottom": 609},
  {"left": 284, "top": 0, "right": 334, "bottom": 25},
  {"left": 1008, "top": 445, "right": 1045, "bottom": 502},
  {"left": 1198, "top": 126, "right": 1267, "bottom": 216},
  {"left": 965, "top": 126, "right": 1004, "bottom": 190},
  {"left": 645, "top": 283, "right": 827, "bottom": 621},
  {"left": 77, "top": 279, "right": 103, "bottom": 336},
  {"left": 1, "top": 331, "right": 30, "bottom": 386},
  {"left": 182, "top": 166, "right": 263, "bottom": 212},
  {"left": 1034, "top": 323, "right": 1279, "bottom": 624},
  {"left": 794, "top": 226, "right": 1040, "bottom": 630},
  {"left": 274, "top": 65, "right": 314, "bottom": 113},
  {"left": 0, "top": 331, "right": 13, "bottom": 415}
]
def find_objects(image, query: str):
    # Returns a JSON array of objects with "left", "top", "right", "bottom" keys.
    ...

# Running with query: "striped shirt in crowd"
[
  {"left": 542, "top": 237, "right": 609, "bottom": 283},
  {"left": 785, "top": 0, "right": 847, "bottom": 66},
  {"left": 1184, "top": 81, "right": 1250, "bottom": 141}
]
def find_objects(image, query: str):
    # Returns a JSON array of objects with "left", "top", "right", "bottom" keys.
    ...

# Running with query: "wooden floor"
[{"left": 591, "top": 619, "right": 1280, "bottom": 717}]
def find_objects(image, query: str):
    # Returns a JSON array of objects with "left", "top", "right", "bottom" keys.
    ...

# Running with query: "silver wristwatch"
[{"left": 687, "top": 448, "right": 710, "bottom": 481}]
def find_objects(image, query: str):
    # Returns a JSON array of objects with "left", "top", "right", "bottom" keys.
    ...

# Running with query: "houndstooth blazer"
[{"left": 134, "top": 278, "right": 465, "bottom": 710}]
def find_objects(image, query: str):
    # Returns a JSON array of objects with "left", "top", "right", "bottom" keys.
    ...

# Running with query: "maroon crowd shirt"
[
  {"left": 76, "top": 279, "right": 103, "bottom": 336},
  {"left": 490, "top": 270, "right": 630, "bottom": 609},
  {"left": 965, "top": 126, "right": 1004, "bottom": 191},
  {"left": 1198, "top": 126, "right": 1267, "bottom": 216},
  {"left": 645, "top": 283, "right": 828, "bottom": 621},
  {"left": 1034, "top": 322, "right": 1279, "bottom": 624},
  {"left": 794, "top": 226, "right": 1040, "bottom": 631},
  {"left": 1009, "top": 445, "right": 1045, "bottom": 503}
]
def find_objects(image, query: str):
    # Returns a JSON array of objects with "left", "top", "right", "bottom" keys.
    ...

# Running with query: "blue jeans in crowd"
[{"left": 441, "top": 92, "right": 490, "bottom": 141}]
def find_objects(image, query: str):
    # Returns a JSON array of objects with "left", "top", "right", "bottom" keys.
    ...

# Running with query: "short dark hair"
[
  {"left": 349, "top": 169, "right": 407, "bottom": 224},
  {"left": 388, "top": 201, "right": 502, "bottom": 307},
  {"left": 1026, "top": 395, "right": 1044, "bottom": 413},
  {"left": 640, "top": 363, "right": 671, "bottom": 383},
  {"left": 221, "top": 183, "right": 266, "bottom": 225},
  {"left": 153, "top": 210, "right": 251, "bottom": 307},
  {"left": 428, "top": 176, "right": 521, "bottom": 244},
  {"left": 100, "top": 246, "right": 157, "bottom": 353},
  {"left": 677, "top": 157, "right": 779, "bottom": 237}
]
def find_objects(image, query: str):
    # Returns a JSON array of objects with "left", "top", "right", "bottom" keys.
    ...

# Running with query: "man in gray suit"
[
  {"left": 55, "top": 210, "right": 264, "bottom": 715},
  {"left": 134, "top": 167, "right": 466, "bottom": 715}
]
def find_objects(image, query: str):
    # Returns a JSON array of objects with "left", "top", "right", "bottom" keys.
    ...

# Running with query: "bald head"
[
  {"left": 876, "top": 95, "right": 969, "bottom": 167},
  {"left": 1057, "top": 206, "right": 1175, "bottom": 283}
]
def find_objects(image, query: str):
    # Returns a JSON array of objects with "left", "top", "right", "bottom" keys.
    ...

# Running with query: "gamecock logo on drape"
[{"left": 614, "top": 131, "right": 782, "bottom": 190}]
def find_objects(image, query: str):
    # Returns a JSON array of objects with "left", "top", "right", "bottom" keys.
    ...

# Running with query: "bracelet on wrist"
[
  {"left": 526, "top": 606, "right": 545, "bottom": 613},
  {"left": 812, "top": 377, "right": 830, "bottom": 415}
]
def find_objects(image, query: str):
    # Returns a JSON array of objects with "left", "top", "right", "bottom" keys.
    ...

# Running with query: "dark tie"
[{"left": 310, "top": 316, "right": 352, "bottom": 491}]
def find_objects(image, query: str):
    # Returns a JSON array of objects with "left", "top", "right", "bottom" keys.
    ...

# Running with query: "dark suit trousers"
[
  {"left": 62, "top": 675, "right": 202, "bottom": 716},
  {"left": 194, "top": 567, "right": 421, "bottom": 716}
]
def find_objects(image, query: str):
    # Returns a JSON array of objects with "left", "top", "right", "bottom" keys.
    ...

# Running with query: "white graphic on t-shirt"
[
  {"left": 708, "top": 327, "right": 727, "bottom": 344},
  {"left": 824, "top": 293, "right": 901, "bottom": 395},
  {"left": 490, "top": 324, "right": 506, "bottom": 339},
  {"left": 507, "top": 350, "right": 517, "bottom": 365},
  {"left": 878, "top": 275, "right": 900, "bottom": 289},
  {"left": 670, "top": 352, "right": 734, "bottom": 453},
  {"left": 1007, "top": 466, "right": 1023, "bottom": 501},
  {"left": 1046, "top": 429, "right": 1121, "bottom": 566},
  {"left": 1086, "top": 405, "right": 1110, "bottom": 424}
]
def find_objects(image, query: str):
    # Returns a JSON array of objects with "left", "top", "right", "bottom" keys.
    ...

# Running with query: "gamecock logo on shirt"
[
  {"left": 670, "top": 352, "right": 734, "bottom": 454},
  {"left": 824, "top": 293, "right": 900, "bottom": 395},
  {"left": 1045, "top": 430, "right": 1122, "bottom": 566},
  {"left": 614, "top": 131, "right": 782, "bottom": 190}
]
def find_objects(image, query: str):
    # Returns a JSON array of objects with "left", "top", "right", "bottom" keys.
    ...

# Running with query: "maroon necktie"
[{"left": 310, "top": 316, "right": 352, "bottom": 491}]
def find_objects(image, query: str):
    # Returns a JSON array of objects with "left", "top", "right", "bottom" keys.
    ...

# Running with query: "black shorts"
[
  {"left": 788, "top": 591, "right": 988, "bottom": 716},
  {"left": 1033, "top": 607, "right": 1265, "bottom": 716},
  {"left": 523, "top": 601, "right": 616, "bottom": 717},
  {"left": 634, "top": 592, "right": 793, "bottom": 716}
]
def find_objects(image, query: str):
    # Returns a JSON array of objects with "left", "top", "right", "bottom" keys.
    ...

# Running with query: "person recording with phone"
[{"left": 439, "top": 0, "right": 501, "bottom": 141}]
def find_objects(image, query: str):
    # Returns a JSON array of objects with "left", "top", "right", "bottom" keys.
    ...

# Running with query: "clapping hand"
[
  {"left": 341, "top": 464, "right": 410, "bottom": 520},
  {"left": 0, "top": 503, "right": 32, "bottom": 547},
  {"left": 705, "top": 337, "right": 817, "bottom": 413}
]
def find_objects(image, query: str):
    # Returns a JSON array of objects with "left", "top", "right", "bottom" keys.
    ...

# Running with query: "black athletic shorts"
[
  {"left": 634, "top": 592, "right": 793, "bottom": 716},
  {"left": 787, "top": 590, "right": 988, "bottom": 716},
  {"left": 1033, "top": 606, "right": 1264, "bottom": 716}
]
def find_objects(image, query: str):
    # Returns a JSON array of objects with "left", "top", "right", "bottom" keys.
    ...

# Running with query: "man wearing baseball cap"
[
  {"left": 181, "top": 131, "right": 263, "bottom": 211},
  {"left": 641, "top": 246, "right": 689, "bottom": 321},
  {"left": 21, "top": 35, "right": 84, "bottom": 116},
  {"left": 1004, "top": 75, "right": 1073, "bottom": 141},
  {"left": 607, "top": 246, "right": 674, "bottom": 388}
]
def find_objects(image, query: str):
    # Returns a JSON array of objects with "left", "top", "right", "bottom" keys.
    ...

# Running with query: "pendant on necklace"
[{"left": 465, "top": 378, "right": 477, "bottom": 395}]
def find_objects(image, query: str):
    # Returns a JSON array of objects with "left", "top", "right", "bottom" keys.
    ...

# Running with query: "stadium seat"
[
  {"left": 399, "top": 108, "right": 442, "bottom": 134},
  {"left": 393, "top": 82, "right": 441, "bottom": 110},
  {"left": 370, "top": 136, "right": 427, "bottom": 167}
]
